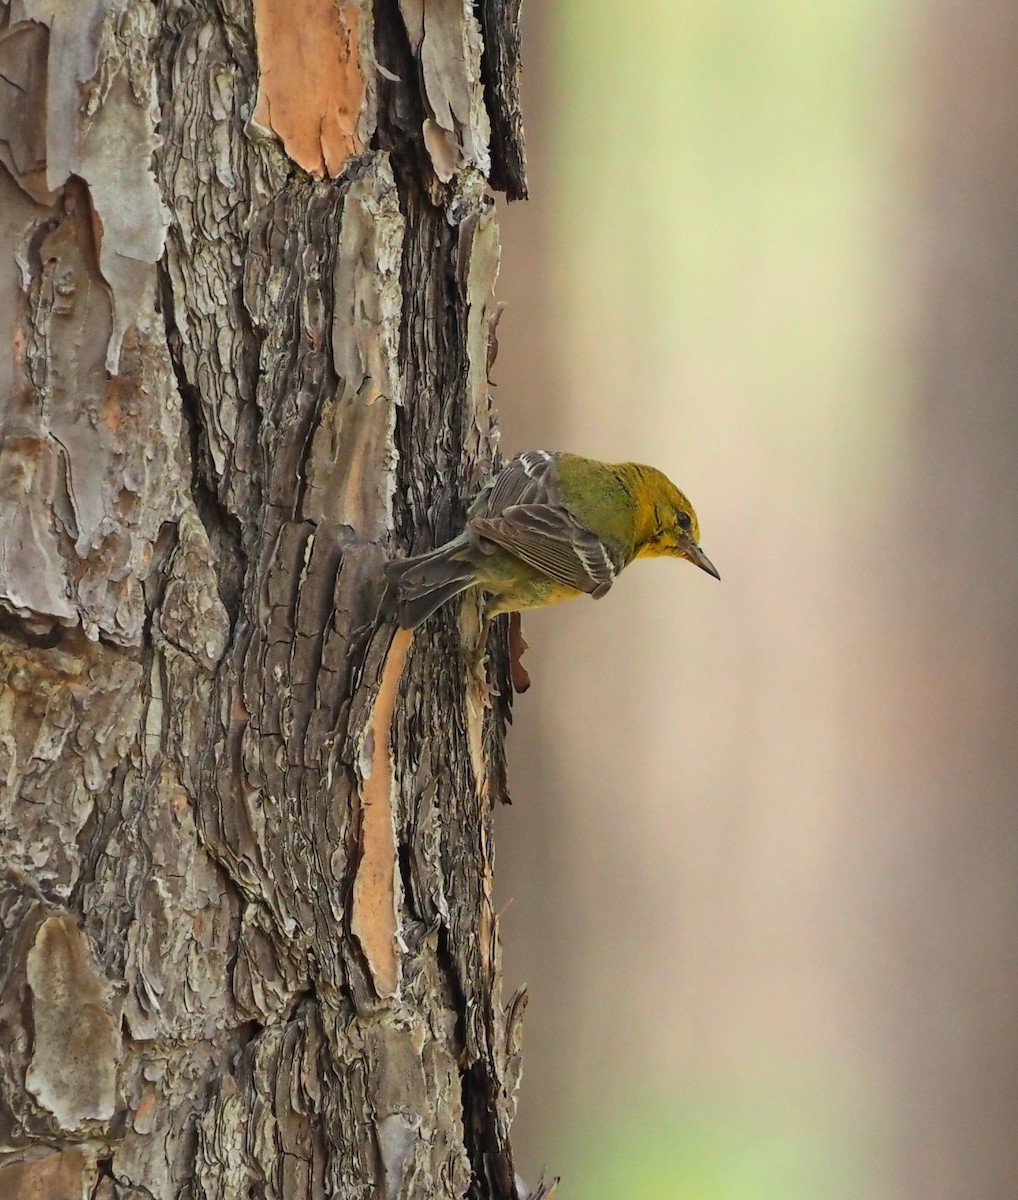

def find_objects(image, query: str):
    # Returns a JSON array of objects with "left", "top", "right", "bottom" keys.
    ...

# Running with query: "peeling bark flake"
[
  {"left": 400, "top": 0, "right": 491, "bottom": 183},
  {"left": 25, "top": 916, "right": 121, "bottom": 1130},
  {"left": 352, "top": 627, "right": 413, "bottom": 998},
  {"left": 252, "top": 0, "right": 371, "bottom": 178},
  {"left": 0, "top": 1147, "right": 97, "bottom": 1200},
  {"left": 10, "top": 0, "right": 170, "bottom": 374},
  {"left": 330, "top": 157, "right": 405, "bottom": 407},
  {"left": 376, "top": 1110, "right": 420, "bottom": 1198},
  {"left": 78, "top": 63, "right": 171, "bottom": 374},
  {"left": 18, "top": 0, "right": 107, "bottom": 195},
  {"left": 304, "top": 155, "right": 404, "bottom": 536},
  {"left": 0, "top": 9, "right": 181, "bottom": 645},
  {"left": 0, "top": 21, "right": 53, "bottom": 204},
  {"left": 458, "top": 202, "right": 502, "bottom": 470}
]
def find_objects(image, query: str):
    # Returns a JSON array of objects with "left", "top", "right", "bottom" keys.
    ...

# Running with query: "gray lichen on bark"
[{"left": 0, "top": 0, "right": 543, "bottom": 1198}]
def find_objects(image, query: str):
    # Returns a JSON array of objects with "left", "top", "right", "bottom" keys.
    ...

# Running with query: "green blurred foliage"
[
  {"left": 564, "top": 1092, "right": 869, "bottom": 1200},
  {"left": 546, "top": 0, "right": 911, "bottom": 473}
]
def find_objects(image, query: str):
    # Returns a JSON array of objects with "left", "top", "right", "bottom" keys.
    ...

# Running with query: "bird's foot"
[{"left": 466, "top": 644, "right": 500, "bottom": 708}]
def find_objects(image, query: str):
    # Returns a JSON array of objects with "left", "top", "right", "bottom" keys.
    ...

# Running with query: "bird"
[{"left": 385, "top": 450, "right": 719, "bottom": 631}]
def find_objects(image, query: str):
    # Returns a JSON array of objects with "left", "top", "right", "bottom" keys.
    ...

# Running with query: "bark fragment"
[
  {"left": 311, "top": 153, "right": 405, "bottom": 536},
  {"left": 7, "top": 1, "right": 170, "bottom": 373},
  {"left": 251, "top": 0, "right": 373, "bottom": 178},
  {"left": 25, "top": 916, "right": 121, "bottom": 1130},
  {"left": 399, "top": 0, "right": 492, "bottom": 184},
  {"left": 0, "top": 1147, "right": 97, "bottom": 1200},
  {"left": 351, "top": 627, "right": 412, "bottom": 998},
  {"left": 0, "top": 3, "right": 181, "bottom": 646}
]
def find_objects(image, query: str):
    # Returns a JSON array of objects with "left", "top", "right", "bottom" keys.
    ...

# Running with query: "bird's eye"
[{"left": 677, "top": 511, "right": 692, "bottom": 531}]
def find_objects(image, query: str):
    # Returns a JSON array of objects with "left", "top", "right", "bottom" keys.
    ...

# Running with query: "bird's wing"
[
  {"left": 471, "top": 449, "right": 560, "bottom": 517},
  {"left": 470, "top": 508, "right": 619, "bottom": 597},
  {"left": 470, "top": 504, "right": 620, "bottom": 596},
  {"left": 468, "top": 450, "right": 625, "bottom": 596}
]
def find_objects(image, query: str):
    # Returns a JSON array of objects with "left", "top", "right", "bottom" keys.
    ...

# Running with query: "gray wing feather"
[
  {"left": 470, "top": 506, "right": 620, "bottom": 597},
  {"left": 474, "top": 450, "right": 560, "bottom": 517},
  {"left": 468, "top": 451, "right": 625, "bottom": 596}
]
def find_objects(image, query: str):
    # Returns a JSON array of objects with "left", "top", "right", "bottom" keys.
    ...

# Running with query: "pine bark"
[{"left": 0, "top": 2, "right": 539, "bottom": 1197}]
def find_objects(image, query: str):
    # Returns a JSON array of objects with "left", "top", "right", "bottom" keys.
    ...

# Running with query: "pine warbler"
[{"left": 386, "top": 450, "right": 718, "bottom": 629}]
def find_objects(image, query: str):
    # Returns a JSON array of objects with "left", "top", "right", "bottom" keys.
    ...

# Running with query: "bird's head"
[{"left": 635, "top": 470, "right": 720, "bottom": 580}]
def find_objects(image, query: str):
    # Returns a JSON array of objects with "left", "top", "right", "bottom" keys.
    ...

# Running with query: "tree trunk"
[{"left": 0, "top": 2, "right": 541, "bottom": 1198}]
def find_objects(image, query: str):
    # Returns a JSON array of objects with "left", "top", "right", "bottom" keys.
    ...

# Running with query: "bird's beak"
[{"left": 681, "top": 536, "right": 721, "bottom": 580}]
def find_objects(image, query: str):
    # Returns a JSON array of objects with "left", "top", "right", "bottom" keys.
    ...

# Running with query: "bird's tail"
[{"left": 384, "top": 539, "right": 477, "bottom": 629}]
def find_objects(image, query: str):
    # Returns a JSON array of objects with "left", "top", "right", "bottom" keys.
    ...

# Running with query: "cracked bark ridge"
[
  {"left": 1, "top": 0, "right": 538, "bottom": 1198},
  {"left": 478, "top": 0, "right": 528, "bottom": 200}
]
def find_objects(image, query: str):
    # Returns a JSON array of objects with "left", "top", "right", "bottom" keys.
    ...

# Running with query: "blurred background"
[{"left": 492, "top": 2, "right": 1018, "bottom": 1198}]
